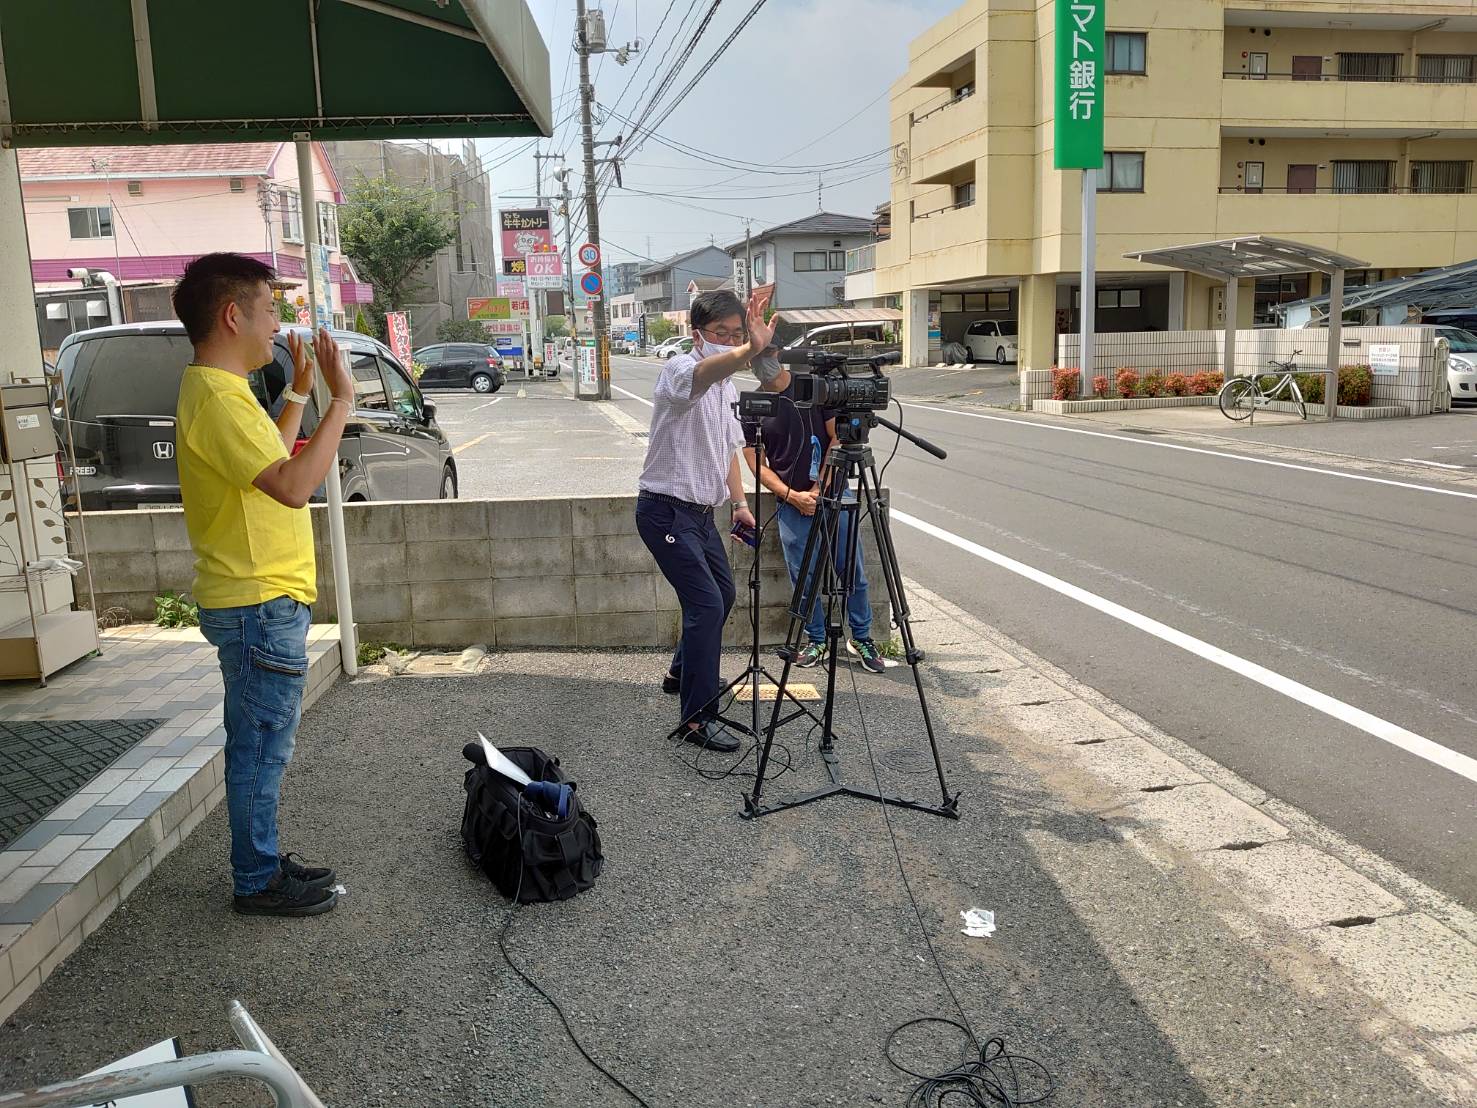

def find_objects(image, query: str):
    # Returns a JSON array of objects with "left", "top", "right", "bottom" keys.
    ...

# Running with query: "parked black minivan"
[
  {"left": 55, "top": 322, "right": 458, "bottom": 510},
  {"left": 412, "top": 343, "right": 506, "bottom": 393}
]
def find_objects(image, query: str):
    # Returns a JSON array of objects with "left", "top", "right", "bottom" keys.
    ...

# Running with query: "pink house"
[{"left": 19, "top": 141, "right": 372, "bottom": 325}]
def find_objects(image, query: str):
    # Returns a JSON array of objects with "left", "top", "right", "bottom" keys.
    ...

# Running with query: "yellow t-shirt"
[{"left": 176, "top": 365, "right": 316, "bottom": 608}]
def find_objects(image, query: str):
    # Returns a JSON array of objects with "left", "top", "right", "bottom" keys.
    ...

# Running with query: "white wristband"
[{"left": 280, "top": 386, "right": 309, "bottom": 405}]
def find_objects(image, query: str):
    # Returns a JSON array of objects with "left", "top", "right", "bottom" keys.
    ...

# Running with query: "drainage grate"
[{"left": 0, "top": 719, "right": 164, "bottom": 849}]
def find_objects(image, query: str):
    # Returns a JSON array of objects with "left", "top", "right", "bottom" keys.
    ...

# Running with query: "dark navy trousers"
[{"left": 635, "top": 492, "right": 735, "bottom": 727}]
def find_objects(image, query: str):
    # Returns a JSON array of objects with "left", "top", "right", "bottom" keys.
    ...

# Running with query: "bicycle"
[{"left": 1217, "top": 351, "right": 1308, "bottom": 422}]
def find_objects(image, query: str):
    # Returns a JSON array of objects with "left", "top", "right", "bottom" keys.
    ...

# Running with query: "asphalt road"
[{"left": 601, "top": 354, "right": 1477, "bottom": 910}]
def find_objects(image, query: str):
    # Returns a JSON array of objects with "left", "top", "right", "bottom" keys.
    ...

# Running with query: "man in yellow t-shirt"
[{"left": 173, "top": 253, "right": 353, "bottom": 918}]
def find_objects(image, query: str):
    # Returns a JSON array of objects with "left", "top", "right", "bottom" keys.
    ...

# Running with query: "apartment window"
[
  {"left": 1332, "top": 160, "right": 1394, "bottom": 194},
  {"left": 1342, "top": 269, "right": 1382, "bottom": 288},
  {"left": 794, "top": 251, "right": 829, "bottom": 272},
  {"left": 280, "top": 188, "right": 303, "bottom": 242},
  {"left": 1253, "top": 274, "right": 1309, "bottom": 325},
  {"left": 1106, "top": 32, "right": 1146, "bottom": 75},
  {"left": 228, "top": 177, "right": 245, "bottom": 193},
  {"left": 1418, "top": 54, "right": 1475, "bottom": 84},
  {"left": 753, "top": 254, "right": 766, "bottom": 284},
  {"left": 125, "top": 180, "right": 143, "bottom": 197},
  {"left": 1338, "top": 53, "right": 1400, "bottom": 82},
  {"left": 828, "top": 250, "right": 845, "bottom": 270},
  {"left": 1095, "top": 152, "right": 1145, "bottom": 193},
  {"left": 1411, "top": 160, "right": 1472, "bottom": 194},
  {"left": 317, "top": 201, "right": 339, "bottom": 249},
  {"left": 1097, "top": 288, "right": 1141, "bottom": 309},
  {"left": 67, "top": 206, "right": 113, "bottom": 239},
  {"left": 953, "top": 180, "right": 976, "bottom": 208}
]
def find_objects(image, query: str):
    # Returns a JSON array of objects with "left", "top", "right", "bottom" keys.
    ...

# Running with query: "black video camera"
[{"left": 777, "top": 347, "right": 899, "bottom": 414}]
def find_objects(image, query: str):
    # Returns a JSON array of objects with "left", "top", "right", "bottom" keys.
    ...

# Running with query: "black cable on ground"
[
  {"left": 843, "top": 659, "right": 1056, "bottom": 1107},
  {"left": 498, "top": 802, "right": 655, "bottom": 1106}
]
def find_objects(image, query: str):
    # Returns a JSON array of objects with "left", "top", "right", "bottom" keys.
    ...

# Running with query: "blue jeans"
[
  {"left": 198, "top": 596, "right": 311, "bottom": 895},
  {"left": 635, "top": 493, "right": 736, "bottom": 727},
  {"left": 776, "top": 496, "right": 874, "bottom": 644}
]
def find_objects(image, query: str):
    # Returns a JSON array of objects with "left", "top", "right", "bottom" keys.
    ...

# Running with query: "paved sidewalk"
[
  {"left": 0, "top": 591, "right": 1465, "bottom": 1105},
  {"left": 0, "top": 624, "right": 342, "bottom": 1026}
]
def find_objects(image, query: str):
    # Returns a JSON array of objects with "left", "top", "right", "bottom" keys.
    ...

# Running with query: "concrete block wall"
[
  {"left": 1058, "top": 327, "right": 1445, "bottom": 414},
  {"left": 79, "top": 495, "right": 893, "bottom": 650}
]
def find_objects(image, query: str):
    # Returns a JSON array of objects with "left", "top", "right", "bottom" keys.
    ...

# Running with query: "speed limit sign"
[{"left": 578, "top": 242, "right": 601, "bottom": 269}]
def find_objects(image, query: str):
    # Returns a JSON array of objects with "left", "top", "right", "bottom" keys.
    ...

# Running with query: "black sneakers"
[
  {"left": 279, "top": 852, "right": 336, "bottom": 890},
  {"left": 234, "top": 868, "right": 338, "bottom": 917},
  {"left": 662, "top": 670, "right": 681, "bottom": 695}
]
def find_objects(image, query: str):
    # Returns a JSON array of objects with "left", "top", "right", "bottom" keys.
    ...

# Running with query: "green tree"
[
  {"left": 436, "top": 318, "right": 492, "bottom": 343},
  {"left": 648, "top": 317, "right": 677, "bottom": 344},
  {"left": 276, "top": 299, "right": 297, "bottom": 323},
  {"left": 353, "top": 308, "right": 376, "bottom": 337},
  {"left": 339, "top": 176, "right": 456, "bottom": 340},
  {"left": 542, "top": 314, "right": 569, "bottom": 338}
]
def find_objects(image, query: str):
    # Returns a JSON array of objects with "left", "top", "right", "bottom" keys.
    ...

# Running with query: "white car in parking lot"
[
  {"left": 1440, "top": 327, "right": 1477, "bottom": 404},
  {"left": 962, "top": 319, "right": 1019, "bottom": 364}
]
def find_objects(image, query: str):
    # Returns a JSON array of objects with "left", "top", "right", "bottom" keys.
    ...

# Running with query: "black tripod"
[
  {"left": 743, "top": 415, "right": 960, "bottom": 821},
  {"left": 664, "top": 422, "right": 825, "bottom": 748}
]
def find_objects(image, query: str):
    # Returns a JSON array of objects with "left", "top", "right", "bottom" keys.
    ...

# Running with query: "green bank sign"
[{"left": 1054, "top": 0, "right": 1105, "bottom": 170}]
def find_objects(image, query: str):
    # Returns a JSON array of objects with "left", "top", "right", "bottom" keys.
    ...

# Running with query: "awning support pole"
[
  {"left": 1325, "top": 268, "right": 1344, "bottom": 423},
  {"left": 295, "top": 135, "right": 357, "bottom": 675}
]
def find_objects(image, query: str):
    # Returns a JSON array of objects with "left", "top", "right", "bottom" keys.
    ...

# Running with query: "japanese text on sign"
[{"left": 1054, "top": 0, "right": 1105, "bottom": 169}]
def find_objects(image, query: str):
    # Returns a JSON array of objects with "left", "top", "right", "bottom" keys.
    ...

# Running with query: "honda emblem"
[{"left": 152, "top": 441, "right": 174, "bottom": 460}]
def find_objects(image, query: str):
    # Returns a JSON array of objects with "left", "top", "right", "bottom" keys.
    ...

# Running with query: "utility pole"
[{"left": 575, "top": 0, "right": 610, "bottom": 400}]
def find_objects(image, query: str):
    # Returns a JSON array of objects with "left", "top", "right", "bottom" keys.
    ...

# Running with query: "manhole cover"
[
  {"left": 876, "top": 746, "right": 934, "bottom": 775},
  {"left": 0, "top": 718, "right": 164, "bottom": 849}
]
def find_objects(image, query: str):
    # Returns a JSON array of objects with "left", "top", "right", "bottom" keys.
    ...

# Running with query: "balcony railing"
[
  {"left": 845, "top": 243, "right": 877, "bottom": 274},
  {"left": 1219, "top": 185, "right": 1476, "bottom": 194},
  {"left": 912, "top": 86, "right": 975, "bottom": 126},
  {"left": 1224, "top": 71, "right": 1476, "bottom": 84},
  {"left": 913, "top": 198, "right": 975, "bottom": 221}
]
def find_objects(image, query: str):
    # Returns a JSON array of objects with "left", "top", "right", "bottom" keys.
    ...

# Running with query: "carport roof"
[
  {"left": 774, "top": 308, "right": 904, "bottom": 325},
  {"left": 1124, "top": 236, "right": 1367, "bottom": 280},
  {"left": 0, "top": 0, "right": 552, "bottom": 147}
]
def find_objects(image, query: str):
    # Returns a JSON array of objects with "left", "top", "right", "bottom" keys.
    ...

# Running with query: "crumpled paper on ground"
[{"left": 960, "top": 908, "right": 995, "bottom": 938}]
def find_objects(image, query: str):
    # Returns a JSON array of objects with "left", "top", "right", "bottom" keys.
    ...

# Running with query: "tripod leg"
[
  {"left": 752, "top": 495, "right": 835, "bottom": 806},
  {"left": 857, "top": 464, "right": 958, "bottom": 811}
]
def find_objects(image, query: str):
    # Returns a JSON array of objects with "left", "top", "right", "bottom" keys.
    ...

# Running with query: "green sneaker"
[
  {"left": 796, "top": 642, "right": 826, "bottom": 668},
  {"left": 852, "top": 639, "right": 886, "bottom": 674}
]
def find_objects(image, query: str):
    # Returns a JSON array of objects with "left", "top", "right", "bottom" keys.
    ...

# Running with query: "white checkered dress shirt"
[{"left": 638, "top": 352, "right": 745, "bottom": 507}]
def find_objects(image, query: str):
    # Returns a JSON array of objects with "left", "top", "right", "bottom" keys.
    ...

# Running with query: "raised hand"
[
  {"left": 313, "top": 327, "right": 351, "bottom": 402},
  {"left": 286, "top": 331, "right": 314, "bottom": 393},
  {"left": 745, "top": 288, "right": 777, "bottom": 353}
]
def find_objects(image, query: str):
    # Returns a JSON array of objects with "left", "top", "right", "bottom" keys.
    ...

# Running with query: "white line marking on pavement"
[
  {"left": 452, "top": 432, "right": 493, "bottom": 455},
  {"left": 469, "top": 398, "right": 503, "bottom": 413},
  {"left": 889, "top": 506, "right": 1477, "bottom": 786},
  {"left": 1399, "top": 457, "right": 1467, "bottom": 470},
  {"left": 908, "top": 404, "right": 1477, "bottom": 501},
  {"left": 612, "top": 384, "right": 654, "bottom": 408}
]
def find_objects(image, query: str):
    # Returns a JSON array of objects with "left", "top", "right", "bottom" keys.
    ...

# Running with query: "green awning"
[{"left": 0, "top": 0, "right": 552, "bottom": 147}]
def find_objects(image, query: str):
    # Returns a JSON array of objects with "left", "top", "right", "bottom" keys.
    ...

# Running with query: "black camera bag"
[{"left": 460, "top": 744, "right": 603, "bottom": 903}]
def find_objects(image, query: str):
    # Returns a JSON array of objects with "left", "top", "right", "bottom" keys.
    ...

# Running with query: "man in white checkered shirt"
[{"left": 637, "top": 288, "right": 778, "bottom": 752}]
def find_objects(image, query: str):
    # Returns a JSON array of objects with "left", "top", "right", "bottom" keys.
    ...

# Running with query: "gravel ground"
[{"left": 0, "top": 648, "right": 1434, "bottom": 1107}]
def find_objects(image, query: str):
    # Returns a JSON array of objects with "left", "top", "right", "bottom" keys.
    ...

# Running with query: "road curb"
[{"left": 903, "top": 576, "right": 1477, "bottom": 1098}]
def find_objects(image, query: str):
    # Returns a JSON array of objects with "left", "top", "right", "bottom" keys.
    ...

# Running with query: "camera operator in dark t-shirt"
[{"left": 741, "top": 355, "right": 886, "bottom": 673}]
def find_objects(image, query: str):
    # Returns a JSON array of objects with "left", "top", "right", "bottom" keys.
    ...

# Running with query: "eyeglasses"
[{"left": 698, "top": 325, "right": 748, "bottom": 344}]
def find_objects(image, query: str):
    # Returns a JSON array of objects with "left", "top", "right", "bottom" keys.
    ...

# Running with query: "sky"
[{"left": 468, "top": 0, "right": 961, "bottom": 269}]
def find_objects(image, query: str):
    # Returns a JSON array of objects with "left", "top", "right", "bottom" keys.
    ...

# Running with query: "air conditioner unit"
[{"left": 126, "top": 180, "right": 142, "bottom": 197}]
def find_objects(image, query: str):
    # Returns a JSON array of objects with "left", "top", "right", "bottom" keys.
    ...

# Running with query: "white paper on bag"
[{"left": 478, "top": 732, "right": 533, "bottom": 788}]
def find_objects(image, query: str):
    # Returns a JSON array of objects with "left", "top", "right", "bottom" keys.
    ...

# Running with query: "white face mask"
[{"left": 695, "top": 335, "right": 738, "bottom": 360}]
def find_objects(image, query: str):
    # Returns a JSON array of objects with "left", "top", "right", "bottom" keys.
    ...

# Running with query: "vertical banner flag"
[
  {"left": 1054, "top": 1, "right": 1106, "bottom": 170},
  {"left": 385, "top": 312, "right": 412, "bottom": 366}
]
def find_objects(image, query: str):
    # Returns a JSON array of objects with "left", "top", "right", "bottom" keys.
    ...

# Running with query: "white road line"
[
  {"left": 1400, "top": 457, "right": 1467, "bottom": 470},
  {"left": 908, "top": 403, "right": 1477, "bottom": 501},
  {"left": 612, "top": 384, "right": 654, "bottom": 408},
  {"left": 469, "top": 398, "right": 503, "bottom": 413},
  {"left": 889, "top": 507, "right": 1477, "bottom": 786}
]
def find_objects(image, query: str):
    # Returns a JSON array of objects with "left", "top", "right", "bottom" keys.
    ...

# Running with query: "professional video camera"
[{"left": 776, "top": 347, "right": 899, "bottom": 415}]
